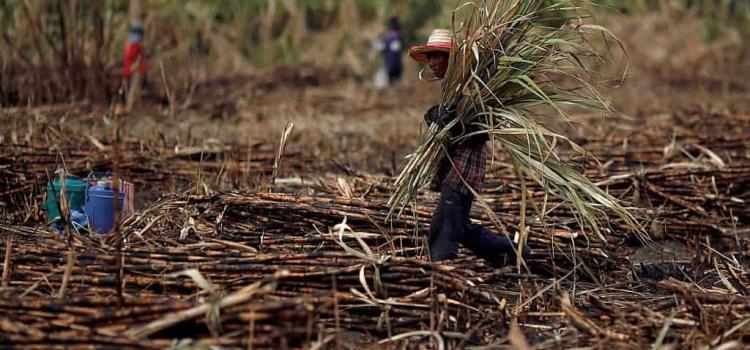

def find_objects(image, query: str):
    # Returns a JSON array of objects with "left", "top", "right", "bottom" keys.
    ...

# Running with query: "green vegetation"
[
  {"left": 0, "top": 0, "right": 745, "bottom": 106},
  {"left": 0, "top": 0, "right": 446, "bottom": 105},
  {"left": 593, "top": 0, "right": 749, "bottom": 41}
]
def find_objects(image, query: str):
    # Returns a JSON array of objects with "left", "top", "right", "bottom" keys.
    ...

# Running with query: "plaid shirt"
[{"left": 431, "top": 142, "right": 487, "bottom": 195}]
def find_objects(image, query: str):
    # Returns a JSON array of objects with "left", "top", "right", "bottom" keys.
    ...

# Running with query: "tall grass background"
[{"left": 0, "top": 0, "right": 747, "bottom": 107}]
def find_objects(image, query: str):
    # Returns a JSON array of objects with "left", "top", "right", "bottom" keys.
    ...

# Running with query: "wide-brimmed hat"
[{"left": 408, "top": 29, "right": 454, "bottom": 64}]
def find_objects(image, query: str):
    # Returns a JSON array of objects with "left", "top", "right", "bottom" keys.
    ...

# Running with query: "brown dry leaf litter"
[{"left": 0, "top": 108, "right": 748, "bottom": 349}]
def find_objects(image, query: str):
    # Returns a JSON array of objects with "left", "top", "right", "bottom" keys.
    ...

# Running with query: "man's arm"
[{"left": 424, "top": 102, "right": 487, "bottom": 146}]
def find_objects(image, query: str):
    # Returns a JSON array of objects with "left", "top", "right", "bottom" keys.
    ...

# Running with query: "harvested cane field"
[{"left": 2, "top": 2, "right": 750, "bottom": 350}]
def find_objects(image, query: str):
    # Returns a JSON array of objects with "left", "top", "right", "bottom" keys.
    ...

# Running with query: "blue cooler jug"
[{"left": 85, "top": 180, "right": 125, "bottom": 234}]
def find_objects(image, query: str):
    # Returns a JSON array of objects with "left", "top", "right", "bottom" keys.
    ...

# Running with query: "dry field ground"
[{"left": 1, "top": 9, "right": 750, "bottom": 350}]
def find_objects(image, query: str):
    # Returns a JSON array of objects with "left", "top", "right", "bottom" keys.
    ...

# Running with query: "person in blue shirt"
[{"left": 381, "top": 17, "right": 403, "bottom": 85}]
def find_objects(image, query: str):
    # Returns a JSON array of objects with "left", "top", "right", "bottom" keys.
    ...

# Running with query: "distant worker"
[
  {"left": 123, "top": 22, "right": 146, "bottom": 84},
  {"left": 381, "top": 17, "right": 403, "bottom": 85}
]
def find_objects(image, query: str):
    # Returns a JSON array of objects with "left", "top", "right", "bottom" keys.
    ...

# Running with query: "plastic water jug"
[
  {"left": 44, "top": 176, "right": 87, "bottom": 224},
  {"left": 85, "top": 180, "right": 125, "bottom": 234}
]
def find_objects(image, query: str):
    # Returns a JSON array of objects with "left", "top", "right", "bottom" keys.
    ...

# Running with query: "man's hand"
[
  {"left": 424, "top": 103, "right": 456, "bottom": 128},
  {"left": 424, "top": 105, "right": 440, "bottom": 125}
]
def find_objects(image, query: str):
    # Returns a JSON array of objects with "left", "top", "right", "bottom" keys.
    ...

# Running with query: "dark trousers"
[{"left": 429, "top": 184, "right": 526, "bottom": 267}]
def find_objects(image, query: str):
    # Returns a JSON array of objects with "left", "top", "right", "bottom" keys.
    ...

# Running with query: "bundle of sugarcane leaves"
[{"left": 389, "top": 0, "right": 647, "bottom": 244}]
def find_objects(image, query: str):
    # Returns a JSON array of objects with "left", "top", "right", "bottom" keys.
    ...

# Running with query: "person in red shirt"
[{"left": 123, "top": 23, "right": 146, "bottom": 82}]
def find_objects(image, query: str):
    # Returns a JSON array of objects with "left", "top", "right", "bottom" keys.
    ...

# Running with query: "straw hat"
[{"left": 408, "top": 29, "right": 454, "bottom": 64}]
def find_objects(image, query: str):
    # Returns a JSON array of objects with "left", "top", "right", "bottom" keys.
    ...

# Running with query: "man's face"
[{"left": 428, "top": 52, "right": 450, "bottom": 79}]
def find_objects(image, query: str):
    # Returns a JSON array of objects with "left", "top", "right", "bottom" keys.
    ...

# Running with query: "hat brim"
[{"left": 408, "top": 46, "right": 451, "bottom": 64}]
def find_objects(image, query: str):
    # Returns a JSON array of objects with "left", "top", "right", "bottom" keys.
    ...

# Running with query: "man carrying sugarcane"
[
  {"left": 393, "top": 4, "right": 642, "bottom": 269},
  {"left": 408, "top": 29, "right": 528, "bottom": 267}
]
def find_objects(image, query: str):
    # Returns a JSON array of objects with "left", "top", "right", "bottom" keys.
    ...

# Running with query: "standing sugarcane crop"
[
  {"left": 409, "top": 29, "right": 527, "bottom": 266},
  {"left": 391, "top": 1, "right": 646, "bottom": 266}
]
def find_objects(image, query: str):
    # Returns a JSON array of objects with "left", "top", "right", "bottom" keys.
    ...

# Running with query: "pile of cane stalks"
[
  {"left": 1, "top": 107, "right": 749, "bottom": 348},
  {"left": 0, "top": 109, "right": 748, "bottom": 349},
  {"left": 0, "top": 138, "right": 311, "bottom": 223}
]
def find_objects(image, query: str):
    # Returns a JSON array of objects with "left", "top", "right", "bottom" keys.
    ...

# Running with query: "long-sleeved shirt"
[
  {"left": 425, "top": 105, "right": 488, "bottom": 196},
  {"left": 432, "top": 142, "right": 487, "bottom": 196}
]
